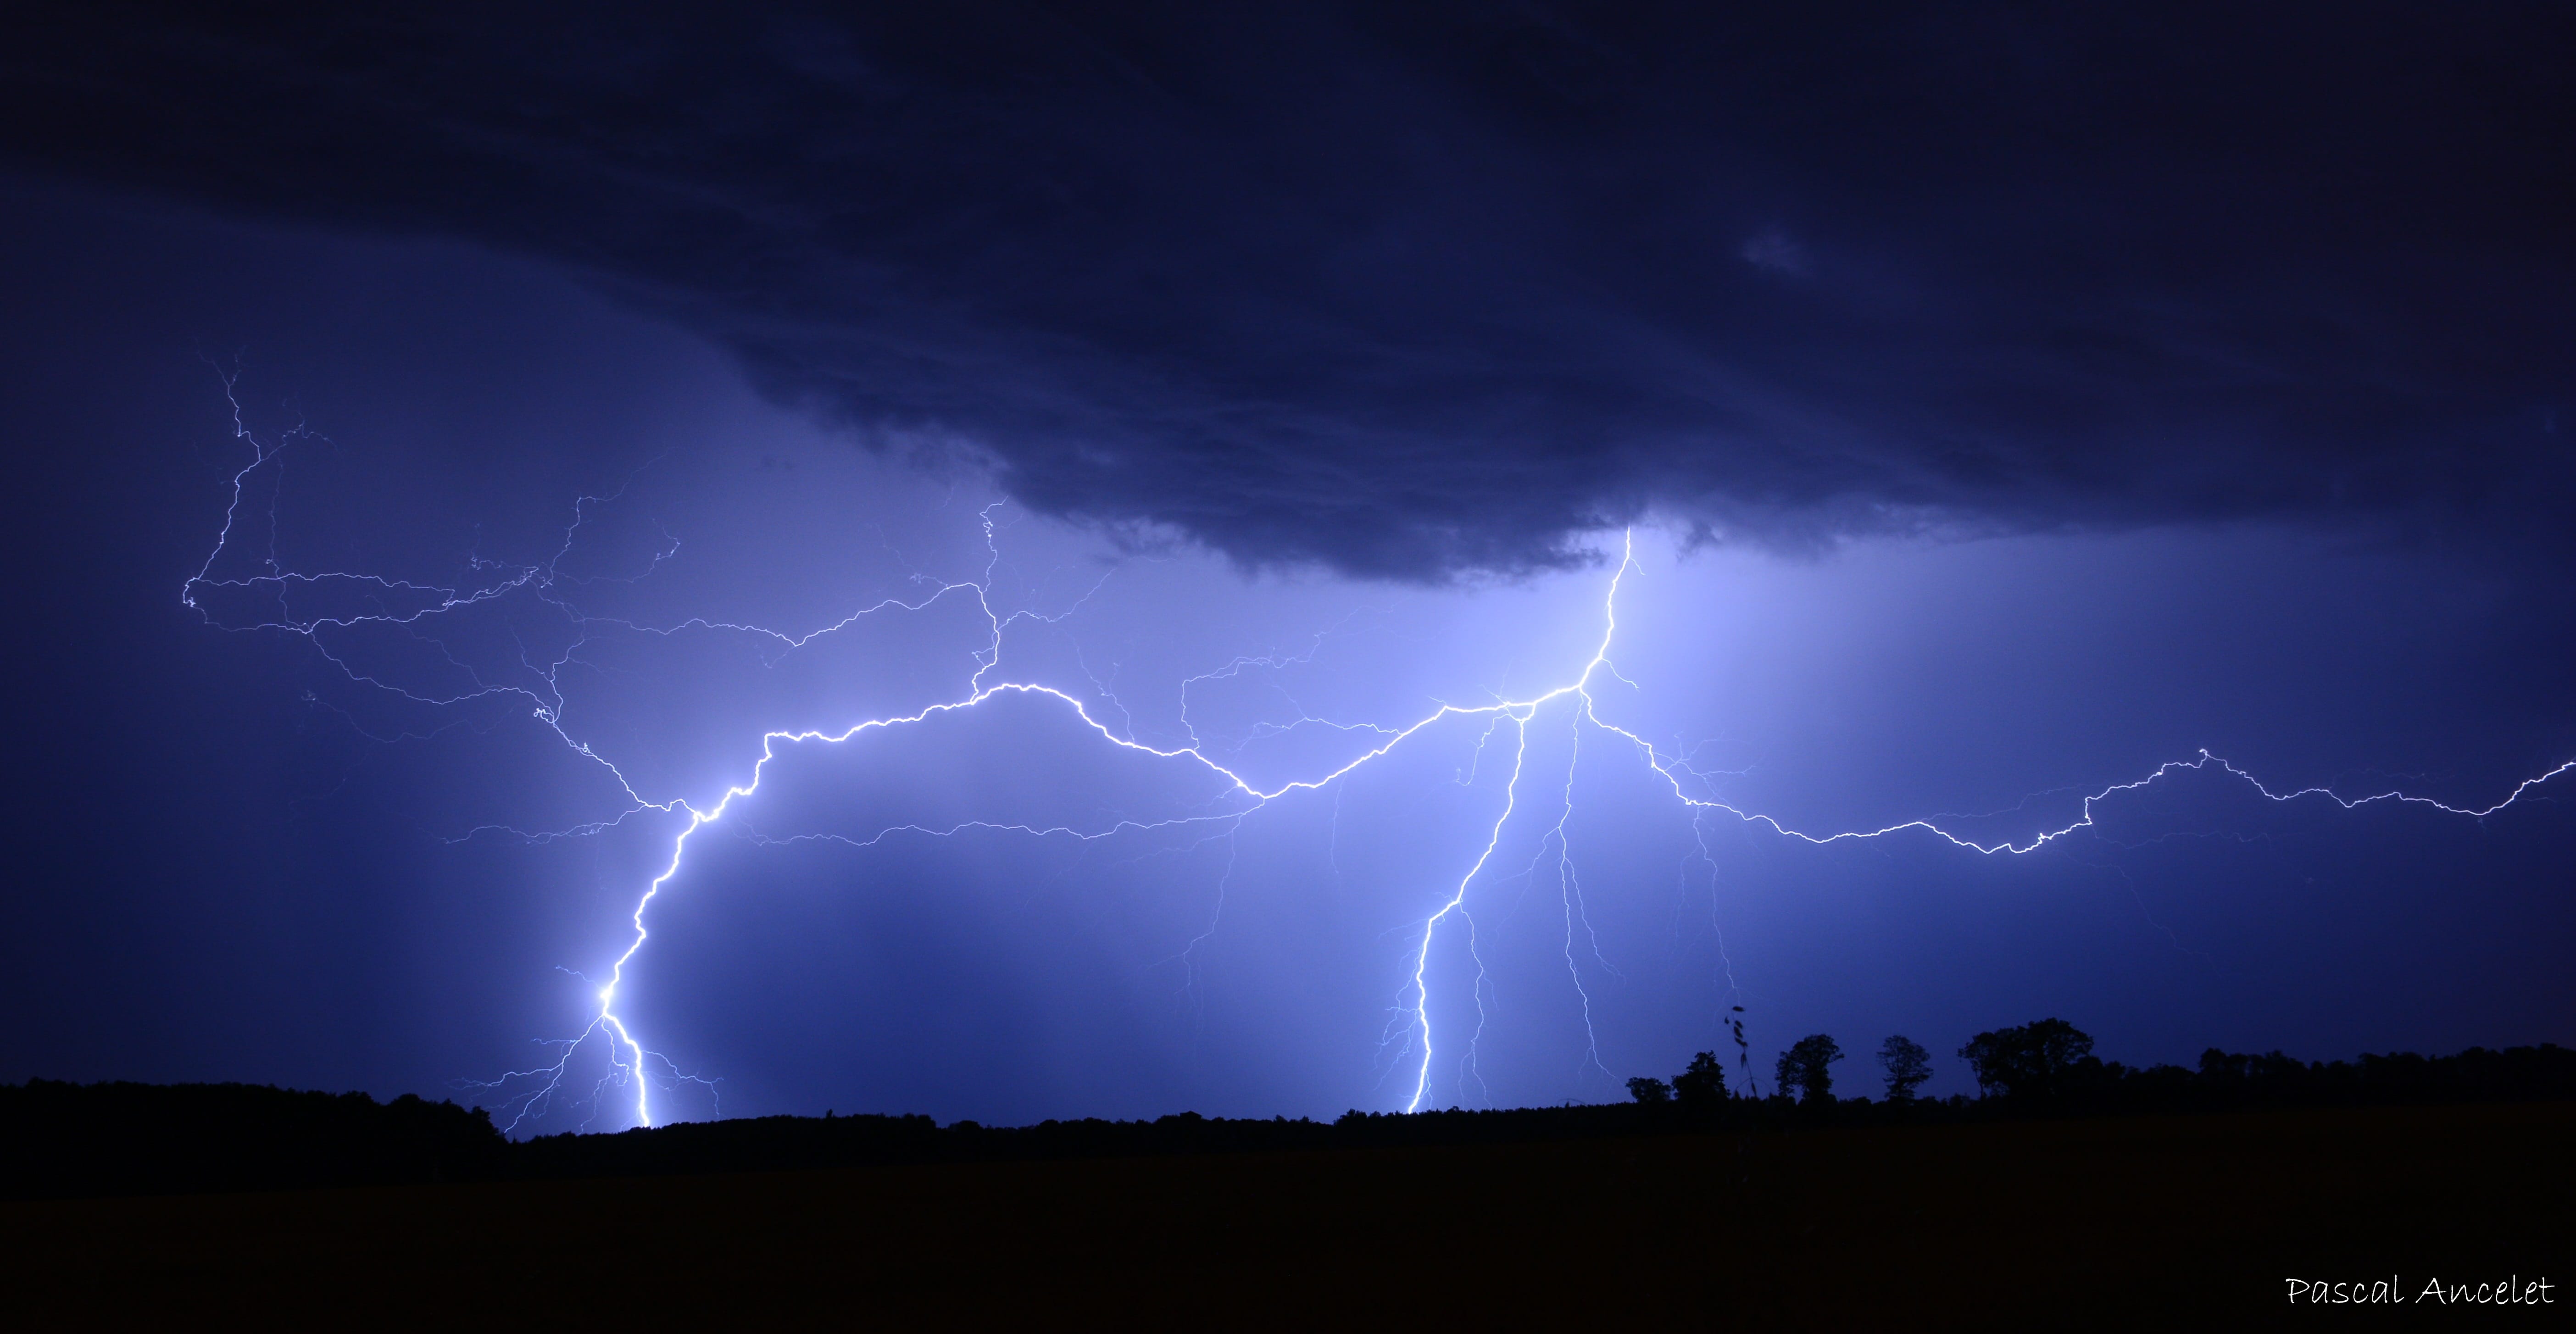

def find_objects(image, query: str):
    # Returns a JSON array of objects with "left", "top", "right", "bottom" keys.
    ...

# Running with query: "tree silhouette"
[
  {"left": 1958, "top": 1018, "right": 2095, "bottom": 1101},
  {"left": 1672, "top": 1051, "right": 1730, "bottom": 1106},
  {"left": 1774, "top": 1034, "right": 1845, "bottom": 1104},
  {"left": 1878, "top": 1035, "right": 1932, "bottom": 1102},
  {"left": 1626, "top": 1076, "right": 1673, "bottom": 1104}
]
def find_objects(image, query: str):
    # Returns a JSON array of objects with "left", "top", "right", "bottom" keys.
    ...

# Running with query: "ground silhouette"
[
  {"left": 6, "top": 1033, "right": 2570, "bottom": 1199},
  {"left": 4, "top": 1101, "right": 2564, "bottom": 1326}
]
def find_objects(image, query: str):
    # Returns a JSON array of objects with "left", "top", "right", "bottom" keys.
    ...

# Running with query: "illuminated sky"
[{"left": 1, "top": 6, "right": 2570, "bottom": 1129}]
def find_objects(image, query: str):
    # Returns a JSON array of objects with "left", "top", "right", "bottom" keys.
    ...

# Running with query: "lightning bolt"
[{"left": 189, "top": 378, "right": 2576, "bottom": 1129}]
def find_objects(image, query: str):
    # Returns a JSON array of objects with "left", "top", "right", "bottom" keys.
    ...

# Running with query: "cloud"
[{"left": 3, "top": 2, "right": 2569, "bottom": 577}]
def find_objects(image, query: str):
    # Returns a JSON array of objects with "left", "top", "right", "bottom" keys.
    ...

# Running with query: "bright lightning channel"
[{"left": 187, "top": 386, "right": 2576, "bottom": 1128}]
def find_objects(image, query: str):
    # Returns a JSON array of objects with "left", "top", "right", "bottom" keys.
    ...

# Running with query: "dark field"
[{"left": 6, "top": 1101, "right": 2565, "bottom": 1328}]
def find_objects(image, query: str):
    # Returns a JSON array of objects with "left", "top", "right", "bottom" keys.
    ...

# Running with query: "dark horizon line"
[{"left": 11, "top": 1036, "right": 2571, "bottom": 1134}]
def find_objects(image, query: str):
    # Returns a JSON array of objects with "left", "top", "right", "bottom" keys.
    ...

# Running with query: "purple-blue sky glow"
[{"left": 2, "top": 22, "right": 2571, "bottom": 1134}]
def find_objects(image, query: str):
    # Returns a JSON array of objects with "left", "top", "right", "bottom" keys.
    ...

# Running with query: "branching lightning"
[{"left": 187, "top": 379, "right": 2576, "bottom": 1129}]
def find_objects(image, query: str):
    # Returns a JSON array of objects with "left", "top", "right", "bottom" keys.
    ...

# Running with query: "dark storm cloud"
[{"left": 5, "top": 2, "right": 2570, "bottom": 575}]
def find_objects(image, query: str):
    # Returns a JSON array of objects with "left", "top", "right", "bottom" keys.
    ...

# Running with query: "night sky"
[{"left": 2, "top": 4, "right": 2570, "bottom": 1131}]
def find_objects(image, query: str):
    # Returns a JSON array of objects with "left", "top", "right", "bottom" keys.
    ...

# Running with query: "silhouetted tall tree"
[
  {"left": 1878, "top": 1035, "right": 1932, "bottom": 1102},
  {"left": 1958, "top": 1019, "right": 2095, "bottom": 1102},
  {"left": 1774, "top": 1034, "right": 1844, "bottom": 1104},
  {"left": 1672, "top": 1051, "right": 1730, "bottom": 1106}
]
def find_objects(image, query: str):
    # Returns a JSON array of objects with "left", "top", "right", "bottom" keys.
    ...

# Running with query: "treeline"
[
  {"left": 6, "top": 1035, "right": 2571, "bottom": 1200},
  {"left": 0, "top": 1081, "right": 506, "bottom": 1198},
  {"left": 1625, "top": 1021, "right": 2576, "bottom": 1124}
]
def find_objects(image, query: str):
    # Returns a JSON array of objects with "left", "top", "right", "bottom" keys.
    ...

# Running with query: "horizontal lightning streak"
[{"left": 188, "top": 394, "right": 2574, "bottom": 1128}]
